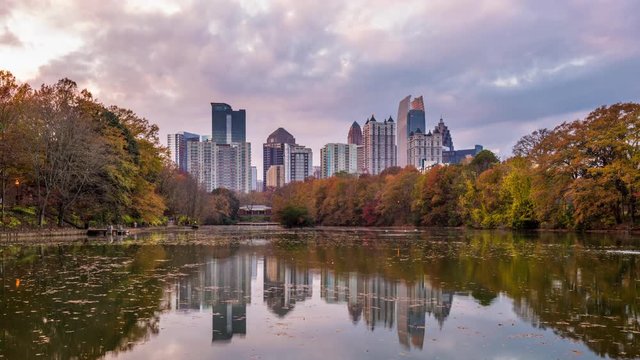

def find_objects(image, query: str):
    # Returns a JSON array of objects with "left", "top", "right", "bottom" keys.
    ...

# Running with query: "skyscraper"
[
  {"left": 363, "top": 115, "right": 396, "bottom": 175},
  {"left": 320, "top": 143, "right": 358, "bottom": 178},
  {"left": 211, "top": 103, "right": 246, "bottom": 144},
  {"left": 284, "top": 144, "right": 313, "bottom": 183},
  {"left": 167, "top": 132, "right": 200, "bottom": 172},
  {"left": 186, "top": 140, "right": 251, "bottom": 193},
  {"left": 347, "top": 121, "right": 363, "bottom": 145},
  {"left": 397, "top": 95, "right": 426, "bottom": 167},
  {"left": 347, "top": 121, "right": 365, "bottom": 174},
  {"left": 250, "top": 166, "right": 258, "bottom": 191},
  {"left": 408, "top": 128, "right": 443, "bottom": 170},
  {"left": 263, "top": 128, "right": 296, "bottom": 191}
]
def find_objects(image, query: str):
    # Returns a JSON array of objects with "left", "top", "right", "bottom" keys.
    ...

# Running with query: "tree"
[
  {"left": 512, "top": 128, "right": 550, "bottom": 158},
  {"left": 469, "top": 150, "right": 500, "bottom": 174},
  {"left": 26, "top": 79, "right": 106, "bottom": 226},
  {"left": 0, "top": 71, "right": 30, "bottom": 224}
]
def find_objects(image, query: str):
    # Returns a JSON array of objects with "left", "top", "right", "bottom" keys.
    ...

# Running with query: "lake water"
[{"left": 1, "top": 227, "right": 639, "bottom": 359}]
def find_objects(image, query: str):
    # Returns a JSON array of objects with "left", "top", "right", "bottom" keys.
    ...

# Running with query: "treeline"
[
  {"left": 273, "top": 103, "right": 640, "bottom": 230},
  {"left": 0, "top": 70, "right": 238, "bottom": 228}
]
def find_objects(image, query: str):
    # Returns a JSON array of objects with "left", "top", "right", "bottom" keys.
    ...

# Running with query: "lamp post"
[{"left": 14, "top": 179, "right": 20, "bottom": 205}]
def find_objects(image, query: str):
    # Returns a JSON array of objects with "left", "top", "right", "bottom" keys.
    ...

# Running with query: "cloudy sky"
[{"left": 1, "top": 0, "right": 639, "bottom": 178}]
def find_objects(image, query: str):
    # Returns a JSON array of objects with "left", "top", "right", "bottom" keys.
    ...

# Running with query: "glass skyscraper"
[{"left": 211, "top": 103, "right": 246, "bottom": 144}]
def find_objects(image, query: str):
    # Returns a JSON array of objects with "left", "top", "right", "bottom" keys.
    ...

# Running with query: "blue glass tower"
[{"left": 211, "top": 103, "right": 246, "bottom": 144}]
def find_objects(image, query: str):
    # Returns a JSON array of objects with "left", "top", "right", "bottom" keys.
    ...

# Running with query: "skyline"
[{"left": 2, "top": 0, "right": 639, "bottom": 178}]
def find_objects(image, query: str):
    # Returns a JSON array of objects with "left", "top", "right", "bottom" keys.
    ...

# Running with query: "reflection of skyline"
[
  {"left": 321, "top": 270, "right": 453, "bottom": 350},
  {"left": 172, "top": 253, "right": 255, "bottom": 343},
  {"left": 263, "top": 256, "right": 312, "bottom": 317}
]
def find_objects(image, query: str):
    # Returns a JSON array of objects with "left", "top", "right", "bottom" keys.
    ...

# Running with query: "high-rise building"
[
  {"left": 250, "top": 166, "right": 258, "bottom": 191},
  {"left": 434, "top": 117, "right": 453, "bottom": 151},
  {"left": 167, "top": 132, "right": 200, "bottom": 172},
  {"left": 312, "top": 166, "right": 322, "bottom": 179},
  {"left": 284, "top": 144, "right": 313, "bottom": 183},
  {"left": 408, "top": 129, "right": 443, "bottom": 170},
  {"left": 320, "top": 143, "right": 358, "bottom": 178},
  {"left": 397, "top": 95, "right": 426, "bottom": 167},
  {"left": 211, "top": 103, "right": 246, "bottom": 144},
  {"left": 363, "top": 115, "right": 396, "bottom": 175},
  {"left": 186, "top": 139, "right": 251, "bottom": 193},
  {"left": 262, "top": 128, "right": 296, "bottom": 191},
  {"left": 348, "top": 121, "right": 365, "bottom": 174},
  {"left": 266, "top": 165, "right": 285, "bottom": 189},
  {"left": 347, "top": 121, "right": 363, "bottom": 145}
]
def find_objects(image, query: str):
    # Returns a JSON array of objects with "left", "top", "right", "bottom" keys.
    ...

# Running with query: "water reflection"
[
  {"left": 263, "top": 256, "right": 312, "bottom": 317},
  {"left": 2, "top": 229, "right": 640, "bottom": 359}
]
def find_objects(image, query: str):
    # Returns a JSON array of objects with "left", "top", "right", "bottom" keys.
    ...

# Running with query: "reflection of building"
[
  {"left": 212, "top": 304, "right": 246, "bottom": 342},
  {"left": 320, "top": 271, "right": 454, "bottom": 350},
  {"left": 172, "top": 254, "right": 255, "bottom": 343},
  {"left": 263, "top": 256, "right": 312, "bottom": 317}
]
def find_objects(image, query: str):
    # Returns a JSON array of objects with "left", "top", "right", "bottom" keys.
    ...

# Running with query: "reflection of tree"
[
  {"left": 0, "top": 244, "right": 166, "bottom": 359},
  {"left": 263, "top": 256, "right": 311, "bottom": 317},
  {"left": 295, "top": 230, "right": 640, "bottom": 358}
]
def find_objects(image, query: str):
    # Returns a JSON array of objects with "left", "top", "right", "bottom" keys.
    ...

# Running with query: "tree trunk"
[
  {"left": 58, "top": 203, "right": 64, "bottom": 227},
  {"left": 1, "top": 175, "right": 5, "bottom": 224}
]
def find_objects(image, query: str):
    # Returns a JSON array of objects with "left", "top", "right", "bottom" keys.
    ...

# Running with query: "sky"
[{"left": 1, "top": 0, "right": 639, "bottom": 179}]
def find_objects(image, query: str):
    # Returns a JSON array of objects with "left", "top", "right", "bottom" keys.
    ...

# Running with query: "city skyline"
[{"left": 1, "top": 1, "right": 639, "bottom": 178}]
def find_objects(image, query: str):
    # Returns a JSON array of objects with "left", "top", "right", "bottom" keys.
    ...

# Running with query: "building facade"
[
  {"left": 211, "top": 103, "right": 246, "bottom": 144},
  {"left": 363, "top": 115, "right": 397, "bottom": 175},
  {"left": 167, "top": 132, "right": 200, "bottom": 172},
  {"left": 320, "top": 143, "right": 358, "bottom": 178},
  {"left": 284, "top": 144, "right": 313, "bottom": 183},
  {"left": 186, "top": 140, "right": 251, "bottom": 193},
  {"left": 262, "top": 128, "right": 296, "bottom": 191},
  {"left": 250, "top": 166, "right": 258, "bottom": 191},
  {"left": 347, "top": 121, "right": 363, "bottom": 146},
  {"left": 443, "top": 145, "right": 484, "bottom": 164},
  {"left": 408, "top": 129, "right": 443, "bottom": 170},
  {"left": 266, "top": 165, "right": 285, "bottom": 189},
  {"left": 397, "top": 95, "right": 426, "bottom": 167}
]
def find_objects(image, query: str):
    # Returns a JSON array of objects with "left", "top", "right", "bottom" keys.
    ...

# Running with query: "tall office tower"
[
  {"left": 312, "top": 166, "right": 322, "bottom": 179},
  {"left": 347, "top": 121, "right": 363, "bottom": 145},
  {"left": 397, "top": 95, "right": 427, "bottom": 167},
  {"left": 284, "top": 144, "right": 313, "bottom": 183},
  {"left": 408, "top": 128, "right": 443, "bottom": 170},
  {"left": 250, "top": 166, "right": 258, "bottom": 191},
  {"left": 363, "top": 115, "right": 396, "bottom": 175},
  {"left": 215, "top": 143, "right": 252, "bottom": 193},
  {"left": 320, "top": 143, "right": 358, "bottom": 178},
  {"left": 347, "top": 121, "right": 365, "bottom": 174},
  {"left": 186, "top": 140, "right": 251, "bottom": 193},
  {"left": 433, "top": 117, "right": 453, "bottom": 151},
  {"left": 167, "top": 132, "right": 200, "bottom": 171},
  {"left": 211, "top": 102, "right": 246, "bottom": 144},
  {"left": 266, "top": 165, "right": 285, "bottom": 189},
  {"left": 262, "top": 128, "right": 296, "bottom": 191}
]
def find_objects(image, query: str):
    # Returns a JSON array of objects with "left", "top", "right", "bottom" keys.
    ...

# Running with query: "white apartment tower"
[{"left": 363, "top": 115, "right": 397, "bottom": 175}]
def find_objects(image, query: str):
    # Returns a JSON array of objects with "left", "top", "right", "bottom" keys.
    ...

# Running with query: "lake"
[{"left": 1, "top": 227, "right": 639, "bottom": 359}]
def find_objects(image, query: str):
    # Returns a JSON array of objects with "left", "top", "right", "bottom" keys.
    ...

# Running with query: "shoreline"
[{"left": 1, "top": 224, "right": 639, "bottom": 241}]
